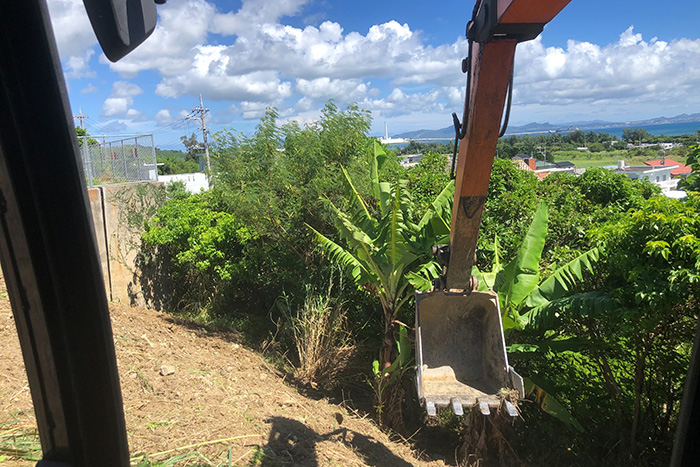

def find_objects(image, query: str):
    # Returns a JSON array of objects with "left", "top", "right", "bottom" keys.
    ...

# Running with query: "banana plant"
[
  {"left": 474, "top": 202, "right": 603, "bottom": 335},
  {"left": 307, "top": 141, "right": 453, "bottom": 369},
  {"left": 473, "top": 202, "right": 611, "bottom": 431}
]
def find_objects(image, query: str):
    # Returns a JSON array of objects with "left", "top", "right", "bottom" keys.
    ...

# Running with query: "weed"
[
  {"left": 247, "top": 445, "right": 268, "bottom": 466},
  {"left": 146, "top": 419, "right": 176, "bottom": 431},
  {"left": 133, "top": 370, "right": 154, "bottom": 393},
  {"left": 0, "top": 418, "right": 41, "bottom": 462},
  {"left": 276, "top": 273, "right": 355, "bottom": 389}
]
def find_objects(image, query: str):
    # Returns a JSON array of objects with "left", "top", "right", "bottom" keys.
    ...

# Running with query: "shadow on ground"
[{"left": 256, "top": 416, "right": 416, "bottom": 467}]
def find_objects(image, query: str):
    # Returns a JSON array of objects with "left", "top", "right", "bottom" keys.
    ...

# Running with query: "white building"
[
  {"left": 159, "top": 172, "right": 209, "bottom": 194},
  {"left": 400, "top": 154, "right": 423, "bottom": 168},
  {"left": 610, "top": 160, "right": 678, "bottom": 193}
]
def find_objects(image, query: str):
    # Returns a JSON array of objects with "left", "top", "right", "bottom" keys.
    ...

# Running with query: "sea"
[
  {"left": 585, "top": 121, "right": 700, "bottom": 138},
  {"left": 389, "top": 121, "right": 700, "bottom": 149}
]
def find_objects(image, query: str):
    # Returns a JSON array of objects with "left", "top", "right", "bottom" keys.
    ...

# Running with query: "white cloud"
[
  {"left": 106, "top": 0, "right": 217, "bottom": 77},
  {"left": 100, "top": 120, "right": 128, "bottom": 133},
  {"left": 238, "top": 101, "right": 271, "bottom": 119},
  {"left": 64, "top": 49, "right": 95, "bottom": 78},
  {"left": 211, "top": 0, "right": 311, "bottom": 35},
  {"left": 512, "top": 27, "right": 700, "bottom": 118},
  {"left": 112, "top": 81, "right": 144, "bottom": 98},
  {"left": 101, "top": 81, "right": 144, "bottom": 116},
  {"left": 102, "top": 98, "right": 129, "bottom": 117},
  {"left": 154, "top": 109, "right": 173, "bottom": 125},
  {"left": 48, "top": 0, "right": 99, "bottom": 78},
  {"left": 98, "top": 0, "right": 468, "bottom": 114},
  {"left": 47, "top": 0, "right": 97, "bottom": 57},
  {"left": 49, "top": 0, "right": 700, "bottom": 133},
  {"left": 295, "top": 78, "right": 370, "bottom": 101},
  {"left": 125, "top": 108, "right": 148, "bottom": 122},
  {"left": 361, "top": 87, "right": 446, "bottom": 117},
  {"left": 80, "top": 83, "right": 98, "bottom": 94}
]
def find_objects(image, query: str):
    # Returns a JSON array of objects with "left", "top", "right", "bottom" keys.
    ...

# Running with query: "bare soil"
[{"left": 0, "top": 274, "right": 449, "bottom": 466}]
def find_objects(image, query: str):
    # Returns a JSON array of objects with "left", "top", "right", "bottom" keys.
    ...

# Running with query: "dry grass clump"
[{"left": 279, "top": 282, "right": 356, "bottom": 389}]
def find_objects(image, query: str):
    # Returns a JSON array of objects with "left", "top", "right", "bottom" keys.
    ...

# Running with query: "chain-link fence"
[{"left": 79, "top": 134, "right": 159, "bottom": 187}]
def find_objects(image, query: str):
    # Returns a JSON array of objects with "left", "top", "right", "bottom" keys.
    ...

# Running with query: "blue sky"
[{"left": 48, "top": 0, "right": 700, "bottom": 150}]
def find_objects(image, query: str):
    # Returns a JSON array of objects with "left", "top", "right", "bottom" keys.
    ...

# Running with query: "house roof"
[
  {"left": 643, "top": 159, "right": 691, "bottom": 176},
  {"left": 554, "top": 161, "right": 575, "bottom": 168}
]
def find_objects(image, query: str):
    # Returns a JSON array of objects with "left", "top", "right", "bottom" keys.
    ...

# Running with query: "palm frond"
[
  {"left": 407, "top": 260, "right": 441, "bottom": 292},
  {"left": 525, "top": 247, "right": 601, "bottom": 308},
  {"left": 371, "top": 140, "right": 388, "bottom": 200},
  {"left": 508, "top": 338, "right": 594, "bottom": 357},
  {"left": 306, "top": 224, "right": 371, "bottom": 285},
  {"left": 418, "top": 180, "right": 454, "bottom": 237},
  {"left": 524, "top": 377, "right": 584, "bottom": 432},
  {"left": 340, "top": 167, "right": 376, "bottom": 235},
  {"left": 326, "top": 199, "right": 376, "bottom": 251},
  {"left": 498, "top": 202, "right": 548, "bottom": 307}
]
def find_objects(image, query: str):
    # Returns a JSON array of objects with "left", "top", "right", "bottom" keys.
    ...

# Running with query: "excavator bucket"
[{"left": 415, "top": 290, "right": 524, "bottom": 417}]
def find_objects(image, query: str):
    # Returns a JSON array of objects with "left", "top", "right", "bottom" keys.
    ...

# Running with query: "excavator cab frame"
[{"left": 1, "top": 0, "right": 699, "bottom": 465}]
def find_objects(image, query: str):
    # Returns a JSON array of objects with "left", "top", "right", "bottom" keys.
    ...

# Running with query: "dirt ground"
[{"left": 0, "top": 274, "right": 450, "bottom": 466}]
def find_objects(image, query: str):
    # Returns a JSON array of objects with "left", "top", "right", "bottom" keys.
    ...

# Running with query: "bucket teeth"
[
  {"left": 426, "top": 401, "right": 437, "bottom": 417},
  {"left": 451, "top": 399, "right": 464, "bottom": 416},
  {"left": 504, "top": 400, "right": 518, "bottom": 417},
  {"left": 478, "top": 400, "right": 490, "bottom": 415}
]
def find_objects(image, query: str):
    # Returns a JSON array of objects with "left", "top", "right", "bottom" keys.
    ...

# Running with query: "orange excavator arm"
[
  {"left": 414, "top": 0, "right": 571, "bottom": 418},
  {"left": 446, "top": 0, "right": 571, "bottom": 290}
]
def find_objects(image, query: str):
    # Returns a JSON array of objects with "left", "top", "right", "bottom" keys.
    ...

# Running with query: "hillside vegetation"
[{"left": 11, "top": 108, "right": 699, "bottom": 466}]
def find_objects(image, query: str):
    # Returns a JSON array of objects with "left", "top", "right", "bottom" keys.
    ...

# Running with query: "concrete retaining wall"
[{"left": 88, "top": 181, "right": 165, "bottom": 306}]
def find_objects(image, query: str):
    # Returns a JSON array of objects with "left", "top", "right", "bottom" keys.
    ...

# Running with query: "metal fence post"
[
  {"left": 150, "top": 134, "right": 158, "bottom": 181},
  {"left": 110, "top": 141, "right": 115, "bottom": 179},
  {"left": 134, "top": 137, "right": 141, "bottom": 180},
  {"left": 121, "top": 139, "right": 127, "bottom": 180},
  {"left": 83, "top": 135, "right": 93, "bottom": 187}
]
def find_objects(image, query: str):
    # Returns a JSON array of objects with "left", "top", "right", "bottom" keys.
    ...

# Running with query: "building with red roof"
[{"left": 643, "top": 159, "right": 691, "bottom": 177}]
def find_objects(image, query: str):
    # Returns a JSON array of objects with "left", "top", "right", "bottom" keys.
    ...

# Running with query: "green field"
[{"left": 552, "top": 149, "right": 688, "bottom": 169}]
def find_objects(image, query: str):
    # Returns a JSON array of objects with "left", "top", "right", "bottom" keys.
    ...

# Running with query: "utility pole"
[
  {"left": 185, "top": 95, "right": 211, "bottom": 174},
  {"left": 73, "top": 107, "right": 86, "bottom": 129}
]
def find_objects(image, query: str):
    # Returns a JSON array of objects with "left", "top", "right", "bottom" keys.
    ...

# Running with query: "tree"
[
  {"left": 585, "top": 194, "right": 700, "bottom": 461},
  {"left": 475, "top": 203, "right": 600, "bottom": 336},
  {"left": 478, "top": 158, "right": 539, "bottom": 268},
  {"left": 209, "top": 103, "right": 376, "bottom": 314},
  {"left": 309, "top": 141, "right": 453, "bottom": 430},
  {"left": 406, "top": 151, "right": 450, "bottom": 220},
  {"left": 622, "top": 127, "right": 651, "bottom": 144},
  {"left": 75, "top": 126, "right": 98, "bottom": 146},
  {"left": 509, "top": 194, "right": 700, "bottom": 465},
  {"left": 678, "top": 145, "right": 700, "bottom": 192},
  {"left": 180, "top": 133, "right": 202, "bottom": 162},
  {"left": 567, "top": 130, "right": 585, "bottom": 146},
  {"left": 156, "top": 148, "right": 200, "bottom": 175},
  {"left": 462, "top": 202, "right": 602, "bottom": 466},
  {"left": 141, "top": 192, "right": 257, "bottom": 313}
]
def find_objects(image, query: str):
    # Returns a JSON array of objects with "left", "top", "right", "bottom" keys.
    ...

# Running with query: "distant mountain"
[
  {"left": 394, "top": 113, "right": 700, "bottom": 139},
  {"left": 395, "top": 126, "right": 454, "bottom": 139}
]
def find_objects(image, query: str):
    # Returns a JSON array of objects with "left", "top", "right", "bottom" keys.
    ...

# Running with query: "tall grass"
[{"left": 277, "top": 276, "right": 355, "bottom": 388}]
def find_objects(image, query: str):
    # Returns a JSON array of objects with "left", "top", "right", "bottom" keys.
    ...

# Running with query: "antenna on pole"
[{"left": 185, "top": 95, "right": 211, "bottom": 175}]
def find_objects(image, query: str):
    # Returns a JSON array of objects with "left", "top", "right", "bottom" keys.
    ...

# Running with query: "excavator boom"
[
  {"left": 449, "top": 0, "right": 571, "bottom": 290},
  {"left": 416, "top": 0, "right": 570, "bottom": 417}
]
